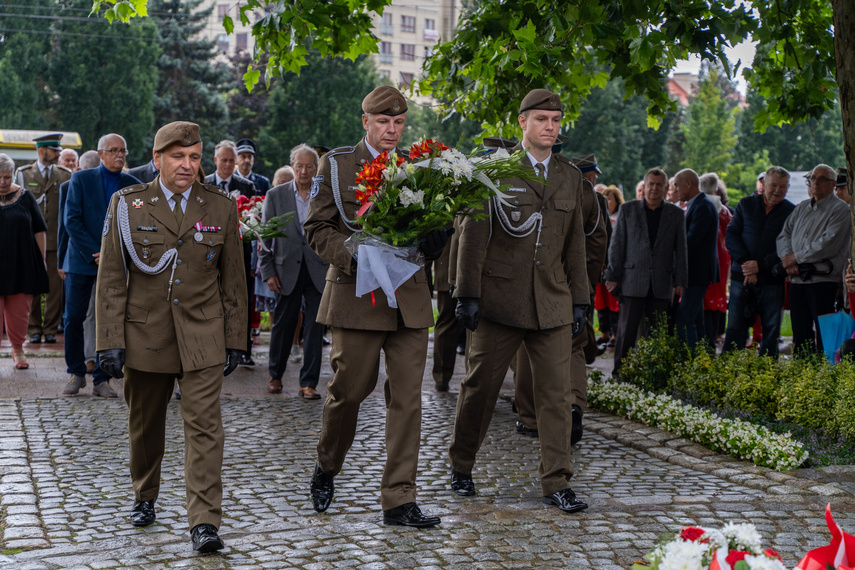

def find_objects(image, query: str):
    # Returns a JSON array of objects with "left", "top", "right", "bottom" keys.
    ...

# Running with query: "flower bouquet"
[
  {"left": 632, "top": 522, "right": 787, "bottom": 570},
  {"left": 236, "top": 195, "right": 293, "bottom": 242},
  {"left": 344, "top": 138, "right": 532, "bottom": 307}
]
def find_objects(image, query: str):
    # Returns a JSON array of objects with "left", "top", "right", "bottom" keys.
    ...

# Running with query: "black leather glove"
[
  {"left": 418, "top": 228, "right": 455, "bottom": 261},
  {"left": 456, "top": 297, "right": 481, "bottom": 331},
  {"left": 224, "top": 349, "right": 241, "bottom": 377},
  {"left": 571, "top": 305, "right": 589, "bottom": 339},
  {"left": 448, "top": 284, "right": 456, "bottom": 296},
  {"left": 98, "top": 348, "right": 125, "bottom": 379},
  {"left": 350, "top": 256, "right": 358, "bottom": 273}
]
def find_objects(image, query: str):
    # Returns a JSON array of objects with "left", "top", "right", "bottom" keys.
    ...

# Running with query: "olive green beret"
[
  {"left": 483, "top": 136, "right": 517, "bottom": 149},
  {"left": 519, "top": 89, "right": 563, "bottom": 114},
  {"left": 362, "top": 86, "right": 408, "bottom": 116},
  {"left": 153, "top": 121, "right": 202, "bottom": 153}
]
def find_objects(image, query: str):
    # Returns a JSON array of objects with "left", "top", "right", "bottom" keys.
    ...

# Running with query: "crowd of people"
[{"left": 0, "top": 83, "right": 852, "bottom": 553}]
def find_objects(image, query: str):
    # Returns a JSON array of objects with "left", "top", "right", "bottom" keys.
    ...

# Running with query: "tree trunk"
[{"left": 833, "top": 0, "right": 855, "bottom": 258}]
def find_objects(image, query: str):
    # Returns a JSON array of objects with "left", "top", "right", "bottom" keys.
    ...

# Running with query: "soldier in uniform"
[
  {"left": 16, "top": 133, "right": 72, "bottom": 344},
  {"left": 304, "top": 85, "right": 447, "bottom": 528},
  {"left": 95, "top": 121, "right": 247, "bottom": 552},
  {"left": 449, "top": 89, "right": 590, "bottom": 513},
  {"left": 236, "top": 138, "right": 271, "bottom": 195}
]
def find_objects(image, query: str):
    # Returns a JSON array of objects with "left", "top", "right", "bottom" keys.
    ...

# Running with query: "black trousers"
[
  {"left": 789, "top": 281, "right": 838, "bottom": 355},
  {"left": 268, "top": 261, "right": 324, "bottom": 388},
  {"left": 613, "top": 289, "right": 670, "bottom": 376}
]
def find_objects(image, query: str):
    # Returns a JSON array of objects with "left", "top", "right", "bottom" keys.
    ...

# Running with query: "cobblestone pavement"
[{"left": 1, "top": 341, "right": 854, "bottom": 568}]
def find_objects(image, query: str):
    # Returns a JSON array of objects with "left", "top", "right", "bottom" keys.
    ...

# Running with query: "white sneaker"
[
  {"left": 290, "top": 345, "right": 303, "bottom": 363},
  {"left": 93, "top": 382, "right": 118, "bottom": 398},
  {"left": 63, "top": 375, "right": 86, "bottom": 395}
]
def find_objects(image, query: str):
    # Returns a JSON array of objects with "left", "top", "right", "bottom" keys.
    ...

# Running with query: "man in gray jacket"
[
  {"left": 259, "top": 144, "right": 329, "bottom": 397},
  {"left": 604, "top": 167, "right": 688, "bottom": 376},
  {"left": 777, "top": 163, "right": 851, "bottom": 355}
]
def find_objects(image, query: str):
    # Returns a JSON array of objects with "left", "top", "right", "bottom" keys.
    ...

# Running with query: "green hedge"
[{"left": 619, "top": 327, "right": 855, "bottom": 439}]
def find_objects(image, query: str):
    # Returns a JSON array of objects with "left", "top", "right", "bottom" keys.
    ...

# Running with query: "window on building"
[
  {"left": 380, "top": 11, "right": 394, "bottom": 34},
  {"left": 236, "top": 33, "right": 248, "bottom": 52},
  {"left": 425, "top": 18, "right": 435, "bottom": 30},
  {"left": 383, "top": 13, "right": 392, "bottom": 25},
  {"left": 217, "top": 4, "right": 228, "bottom": 18},
  {"left": 379, "top": 70, "right": 391, "bottom": 80},
  {"left": 400, "top": 44, "right": 415, "bottom": 61},
  {"left": 401, "top": 15, "right": 416, "bottom": 33},
  {"left": 423, "top": 18, "right": 439, "bottom": 40},
  {"left": 379, "top": 41, "right": 393, "bottom": 63},
  {"left": 399, "top": 72, "right": 414, "bottom": 87},
  {"left": 217, "top": 34, "right": 229, "bottom": 53}
]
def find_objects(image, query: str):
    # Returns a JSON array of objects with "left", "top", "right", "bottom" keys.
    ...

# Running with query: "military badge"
[
  {"left": 194, "top": 232, "right": 203, "bottom": 242},
  {"left": 102, "top": 216, "right": 110, "bottom": 237},
  {"left": 141, "top": 246, "right": 151, "bottom": 260},
  {"left": 310, "top": 177, "right": 321, "bottom": 199},
  {"left": 392, "top": 99, "right": 401, "bottom": 113},
  {"left": 150, "top": 196, "right": 159, "bottom": 203},
  {"left": 132, "top": 199, "right": 143, "bottom": 209},
  {"left": 206, "top": 251, "right": 216, "bottom": 261},
  {"left": 511, "top": 210, "right": 521, "bottom": 222}
]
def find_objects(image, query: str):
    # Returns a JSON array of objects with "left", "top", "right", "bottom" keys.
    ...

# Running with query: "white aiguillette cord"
[{"left": 116, "top": 196, "right": 179, "bottom": 300}]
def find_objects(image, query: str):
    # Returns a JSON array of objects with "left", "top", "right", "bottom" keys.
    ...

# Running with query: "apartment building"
[{"left": 201, "top": 1, "right": 460, "bottom": 102}]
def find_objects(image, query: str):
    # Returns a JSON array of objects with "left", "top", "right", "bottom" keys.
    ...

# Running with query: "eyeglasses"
[
  {"left": 104, "top": 148, "right": 129, "bottom": 155},
  {"left": 806, "top": 175, "right": 835, "bottom": 185}
]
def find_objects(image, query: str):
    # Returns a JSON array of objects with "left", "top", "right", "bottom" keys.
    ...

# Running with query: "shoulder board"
[
  {"left": 116, "top": 183, "right": 148, "bottom": 197},
  {"left": 326, "top": 146, "right": 356, "bottom": 159},
  {"left": 553, "top": 154, "right": 574, "bottom": 167},
  {"left": 17, "top": 164, "right": 34, "bottom": 171},
  {"left": 56, "top": 165, "right": 72, "bottom": 174},
  {"left": 203, "top": 183, "right": 236, "bottom": 201}
]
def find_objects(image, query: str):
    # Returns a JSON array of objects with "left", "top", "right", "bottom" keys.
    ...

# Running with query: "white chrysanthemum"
[
  {"left": 702, "top": 529, "right": 727, "bottom": 550},
  {"left": 398, "top": 186, "right": 425, "bottom": 208},
  {"left": 744, "top": 554, "right": 787, "bottom": 570},
  {"left": 721, "top": 522, "right": 762, "bottom": 553},
  {"left": 658, "top": 540, "right": 707, "bottom": 570}
]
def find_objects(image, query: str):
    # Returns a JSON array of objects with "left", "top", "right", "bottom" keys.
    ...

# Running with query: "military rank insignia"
[
  {"left": 132, "top": 199, "right": 143, "bottom": 209},
  {"left": 310, "top": 176, "right": 322, "bottom": 199},
  {"left": 206, "top": 252, "right": 216, "bottom": 261}
]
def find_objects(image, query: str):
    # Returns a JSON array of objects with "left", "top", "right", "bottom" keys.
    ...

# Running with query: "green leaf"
[
  {"left": 223, "top": 15, "right": 234, "bottom": 35},
  {"left": 512, "top": 19, "right": 537, "bottom": 44},
  {"left": 243, "top": 65, "right": 261, "bottom": 92}
]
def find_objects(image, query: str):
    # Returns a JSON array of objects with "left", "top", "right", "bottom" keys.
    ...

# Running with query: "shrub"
[
  {"left": 776, "top": 355, "right": 841, "bottom": 433},
  {"left": 619, "top": 317, "right": 691, "bottom": 393}
]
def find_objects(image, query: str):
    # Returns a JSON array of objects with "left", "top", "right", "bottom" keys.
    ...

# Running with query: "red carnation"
[
  {"left": 725, "top": 551, "right": 751, "bottom": 566},
  {"left": 763, "top": 548, "right": 782, "bottom": 561},
  {"left": 679, "top": 527, "right": 706, "bottom": 542}
]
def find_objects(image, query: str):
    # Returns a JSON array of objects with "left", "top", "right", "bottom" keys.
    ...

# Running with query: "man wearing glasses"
[
  {"left": 61, "top": 134, "right": 140, "bottom": 397},
  {"left": 777, "top": 163, "right": 852, "bottom": 355}
]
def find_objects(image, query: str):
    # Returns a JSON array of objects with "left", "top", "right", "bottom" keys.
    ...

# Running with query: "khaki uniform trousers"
[
  {"left": 124, "top": 365, "right": 224, "bottom": 530},
  {"left": 317, "top": 325, "right": 428, "bottom": 511},
  {"left": 432, "top": 291, "right": 458, "bottom": 389},
  {"left": 514, "top": 328, "right": 589, "bottom": 429},
  {"left": 449, "top": 318, "right": 574, "bottom": 496},
  {"left": 28, "top": 250, "right": 63, "bottom": 336}
]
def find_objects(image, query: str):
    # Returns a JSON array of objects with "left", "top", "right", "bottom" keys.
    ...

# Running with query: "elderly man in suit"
[
  {"left": 206, "top": 140, "right": 256, "bottom": 366},
  {"left": 450, "top": 89, "right": 589, "bottom": 513},
  {"left": 58, "top": 150, "right": 101, "bottom": 375},
  {"left": 259, "top": 143, "right": 328, "bottom": 398},
  {"left": 673, "top": 168, "right": 719, "bottom": 348},
  {"left": 605, "top": 167, "right": 688, "bottom": 377},
  {"left": 62, "top": 135, "right": 140, "bottom": 397},
  {"left": 97, "top": 121, "right": 247, "bottom": 552},
  {"left": 304, "top": 85, "right": 448, "bottom": 527},
  {"left": 16, "top": 133, "right": 72, "bottom": 344}
]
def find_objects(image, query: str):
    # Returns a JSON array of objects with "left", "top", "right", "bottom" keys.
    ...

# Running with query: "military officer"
[
  {"left": 235, "top": 138, "right": 271, "bottom": 195},
  {"left": 95, "top": 121, "right": 247, "bottom": 553},
  {"left": 304, "top": 85, "right": 447, "bottom": 528},
  {"left": 16, "top": 133, "right": 72, "bottom": 344},
  {"left": 450, "top": 89, "right": 590, "bottom": 513}
]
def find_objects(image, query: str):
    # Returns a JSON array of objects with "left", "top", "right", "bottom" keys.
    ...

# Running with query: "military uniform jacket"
[
  {"left": 17, "top": 163, "right": 72, "bottom": 251},
  {"left": 454, "top": 147, "right": 588, "bottom": 331},
  {"left": 304, "top": 138, "right": 433, "bottom": 331},
  {"left": 581, "top": 180, "right": 608, "bottom": 296},
  {"left": 95, "top": 178, "right": 247, "bottom": 373}
]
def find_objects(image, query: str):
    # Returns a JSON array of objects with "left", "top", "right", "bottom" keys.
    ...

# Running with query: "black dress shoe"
[
  {"left": 383, "top": 502, "right": 441, "bottom": 528},
  {"left": 130, "top": 499, "right": 156, "bottom": 527},
  {"left": 515, "top": 420, "right": 539, "bottom": 438},
  {"left": 543, "top": 488, "right": 588, "bottom": 513},
  {"left": 238, "top": 353, "right": 255, "bottom": 366},
  {"left": 571, "top": 404, "right": 583, "bottom": 446},
  {"left": 310, "top": 463, "right": 334, "bottom": 512},
  {"left": 44, "top": 334, "right": 57, "bottom": 344},
  {"left": 191, "top": 523, "right": 224, "bottom": 552},
  {"left": 450, "top": 470, "right": 476, "bottom": 496},
  {"left": 29, "top": 334, "right": 41, "bottom": 344}
]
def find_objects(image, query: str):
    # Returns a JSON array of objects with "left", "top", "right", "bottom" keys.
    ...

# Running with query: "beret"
[
  {"left": 236, "top": 138, "right": 257, "bottom": 155},
  {"left": 153, "top": 121, "right": 202, "bottom": 153},
  {"left": 362, "top": 86, "right": 408, "bottom": 116},
  {"left": 571, "top": 153, "right": 601, "bottom": 174},
  {"left": 482, "top": 136, "right": 517, "bottom": 149},
  {"left": 519, "top": 89, "right": 562, "bottom": 114},
  {"left": 34, "top": 133, "right": 63, "bottom": 149}
]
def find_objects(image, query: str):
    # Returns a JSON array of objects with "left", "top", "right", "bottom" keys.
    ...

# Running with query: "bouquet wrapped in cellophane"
[
  {"left": 236, "top": 195, "right": 293, "bottom": 242},
  {"left": 343, "top": 138, "right": 532, "bottom": 308}
]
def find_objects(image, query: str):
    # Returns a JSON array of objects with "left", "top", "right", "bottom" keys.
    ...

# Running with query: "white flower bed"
[{"left": 588, "top": 381, "right": 807, "bottom": 471}]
